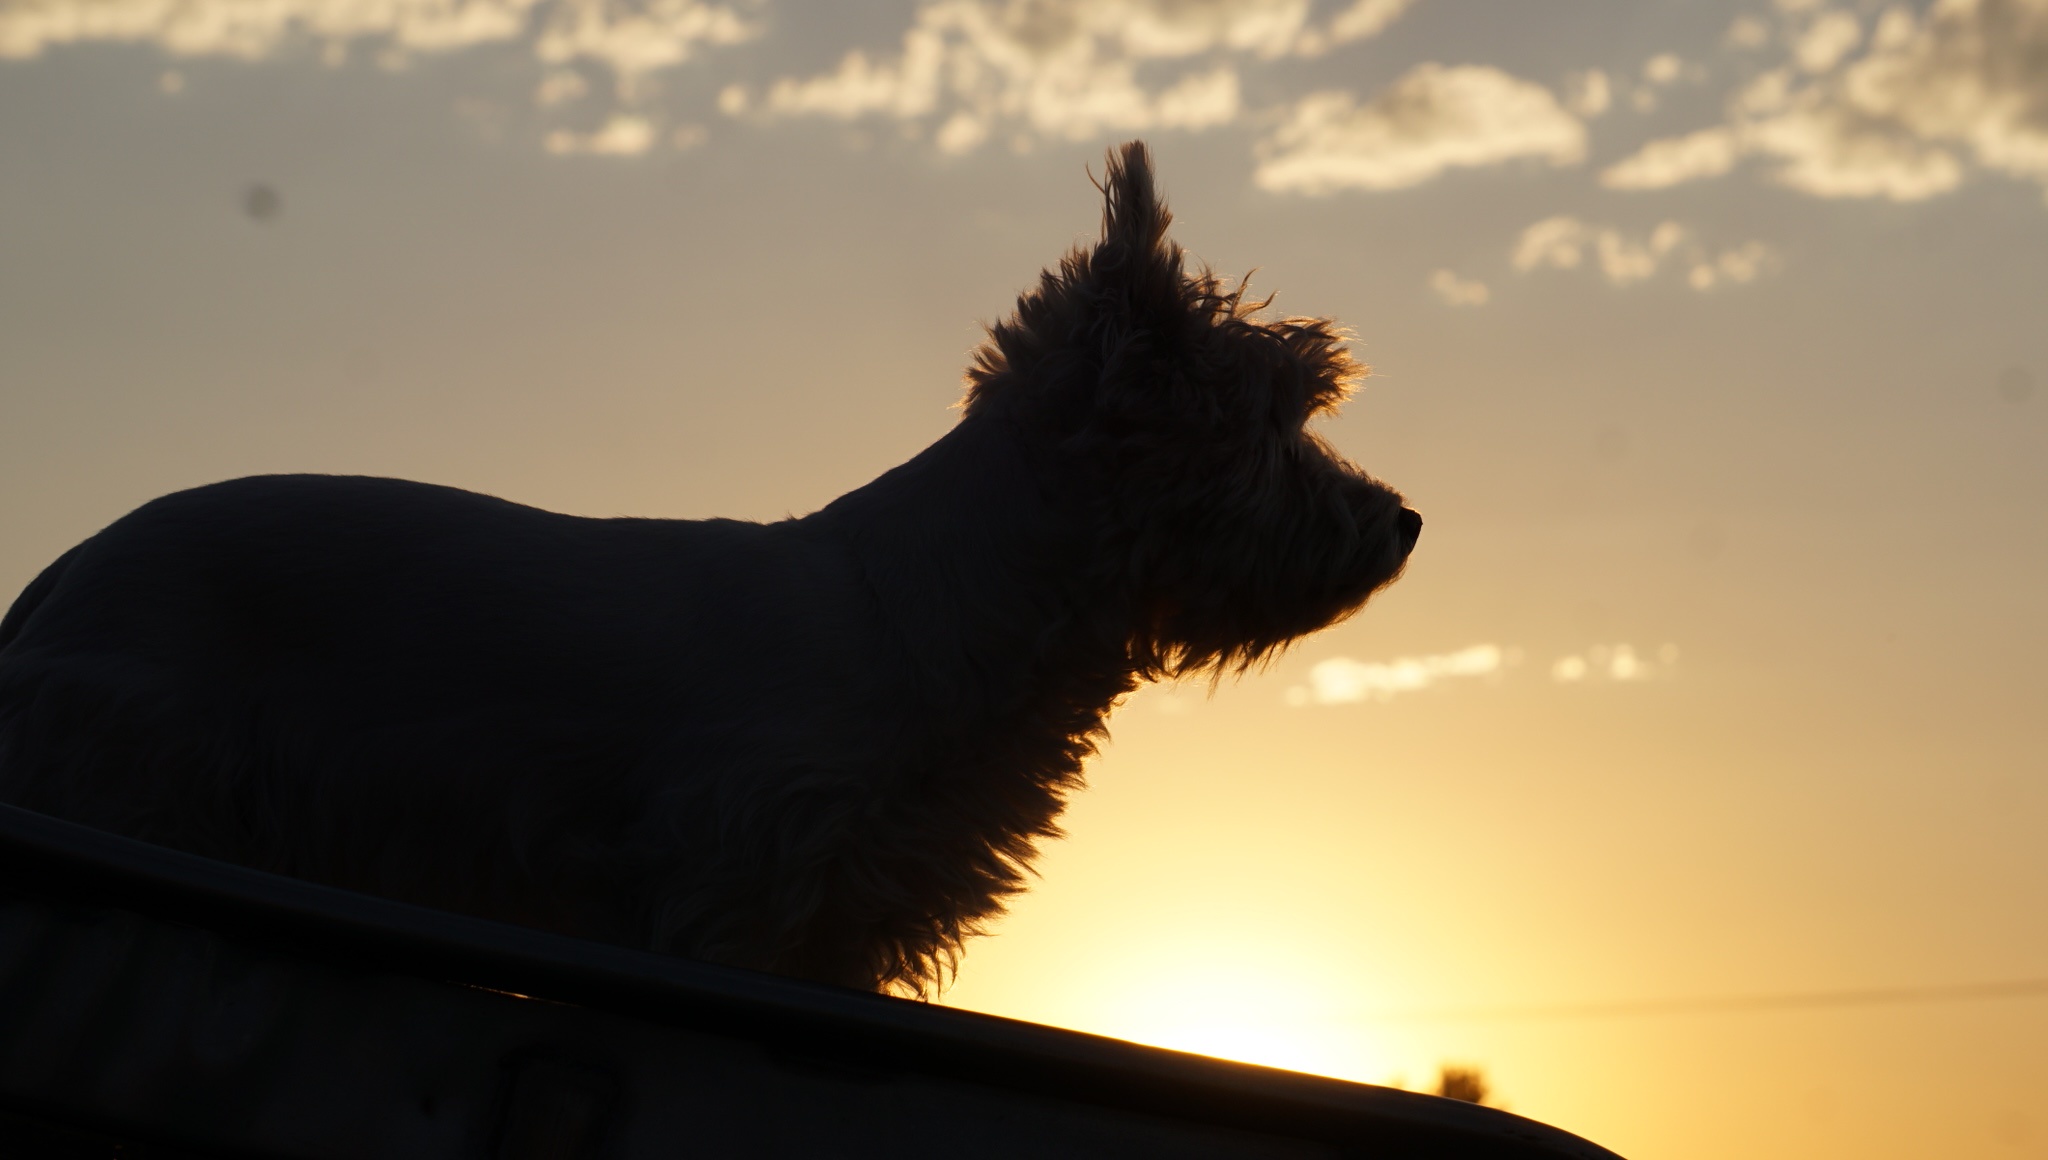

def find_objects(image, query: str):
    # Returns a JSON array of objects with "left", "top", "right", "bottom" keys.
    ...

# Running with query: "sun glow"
[{"left": 1070, "top": 946, "right": 1396, "bottom": 1083}]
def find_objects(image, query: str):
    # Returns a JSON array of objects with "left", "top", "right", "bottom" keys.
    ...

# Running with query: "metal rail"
[{"left": 0, "top": 804, "right": 1623, "bottom": 1159}]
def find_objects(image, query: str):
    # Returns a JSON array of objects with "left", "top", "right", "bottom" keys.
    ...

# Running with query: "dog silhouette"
[{"left": 0, "top": 142, "right": 1419, "bottom": 994}]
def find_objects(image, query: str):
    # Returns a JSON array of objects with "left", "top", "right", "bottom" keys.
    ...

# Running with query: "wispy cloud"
[
  {"left": 0, "top": 0, "right": 759, "bottom": 157},
  {"left": 1791, "top": 8, "right": 1861, "bottom": 73},
  {"left": 1323, "top": 0, "right": 1415, "bottom": 46},
  {"left": 1285, "top": 641, "right": 1683, "bottom": 705},
  {"left": 0, "top": 0, "right": 756, "bottom": 82},
  {"left": 543, "top": 112, "right": 658, "bottom": 155},
  {"left": 1601, "top": 125, "right": 1745, "bottom": 190},
  {"left": 1562, "top": 68, "right": 1612, "bottom": 118},
  {"left": 1284, "top": 644, "right": 1510, "bottom": 706},
  {"left": 1428, "top": 269, "right": 1489, "bottom": 306},
  {"left": 44, "top": 0, "right": 2040, "bottom": 210},
  {"left": 1512, "top": 216, "right": 1779, "bottom": 291},
  {"left": 1513, "top": 216, "right": 1688, "bottom": 286},
  {"left": 1725, "top": 13, "right": 1772, "bottom": 50},
  {"left": 1641, "top": 52, "right": 1685, "bottom": 86},
  {"left": 1622, "top": 50, "right": 1703, "bottom": 114},
  {"left": 1603, "top": 0, "right": 2048, "bottom": 204},
  {"left": 744, "top": 0, "right": 1412, "bottom": 155},
  {"left": 1253, "top": 64, "right": 1585, "bottom": 194},
  {"left": 0, "top": 0, "right": 1437, "bottom": 166},
  {"left": 1549, "top": 643, "right": 1679, "bottom": 683}
]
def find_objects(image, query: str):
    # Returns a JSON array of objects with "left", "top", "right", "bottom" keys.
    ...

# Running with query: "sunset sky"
[{"left": 3, "top": 0, "right": 2046, "bottom": 1155}]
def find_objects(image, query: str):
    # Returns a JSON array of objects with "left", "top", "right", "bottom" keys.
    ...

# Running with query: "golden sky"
[{"left": 3, "top": 1, "right": 2046, "bottom": 1156}]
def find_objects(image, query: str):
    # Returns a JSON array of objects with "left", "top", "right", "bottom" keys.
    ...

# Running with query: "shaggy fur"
[{"left": 0, "top": 143, "right": 1418, "bottom": 995}]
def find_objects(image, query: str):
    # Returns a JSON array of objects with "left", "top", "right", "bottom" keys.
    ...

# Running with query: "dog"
[{"left": 0, "top": 143, "right": 1418, "bottom": 995}]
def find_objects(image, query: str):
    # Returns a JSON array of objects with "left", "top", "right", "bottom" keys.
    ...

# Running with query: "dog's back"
[{"left": 0, "top": 474, "right": 886, "bottom": 945}]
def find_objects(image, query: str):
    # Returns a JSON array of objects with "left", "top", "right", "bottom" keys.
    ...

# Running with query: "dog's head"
[{"left": 963, "top": 141, "right": 1419, "bottom": 677}]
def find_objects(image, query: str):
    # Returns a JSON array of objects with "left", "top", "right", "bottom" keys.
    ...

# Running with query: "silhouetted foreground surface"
[{"left": 0, "top": 805, "right": 1622, "bottom": 1159}]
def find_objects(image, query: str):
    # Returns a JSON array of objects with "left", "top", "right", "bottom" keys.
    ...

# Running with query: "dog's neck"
[
  {"left": 769, "top": 414, "right": 1138, "bottom": 988},
  {"left": 807, "top": 415, "right": 1137, "bottom": 741}
]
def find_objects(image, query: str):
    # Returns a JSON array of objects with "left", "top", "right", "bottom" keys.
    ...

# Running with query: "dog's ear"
[
  {"left": 1098, "top": 141, "right": 1171, "bottom": 261},
  {"left": 960, "top": 140, "right": 1193, "bottom": 423},
  {"left": 1092, "top": 142, "right": 1186, "bottom": 315}
]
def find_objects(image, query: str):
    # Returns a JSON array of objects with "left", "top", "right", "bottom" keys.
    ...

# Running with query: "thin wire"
[{"left": 1342, "top": 976, "right": 2048, "bottom": 1023}]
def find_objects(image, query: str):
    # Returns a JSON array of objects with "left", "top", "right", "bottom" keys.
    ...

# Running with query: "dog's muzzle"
[{"left": 1397, "top": 508, "right": 1422, "bottom": 557}]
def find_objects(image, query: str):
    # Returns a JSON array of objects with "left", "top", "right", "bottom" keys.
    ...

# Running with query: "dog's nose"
[{"left": 1397, "top": 508, "right": 1422, "bottom": 555}]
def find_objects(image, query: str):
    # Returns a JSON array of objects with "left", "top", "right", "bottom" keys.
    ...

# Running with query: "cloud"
[
  {"left": 749, "top": 0, "right": 1413, "bottom": 153},
  {"left": 1326, "top": 0, "right": 1415, "bottom": 44},
  {"left": 1550, "top": 643, "right": 1678, "bottom": 684},
  {"left": 1792, "top": 8, "right": 1860, "bottom": 72},
  {"left": 1512, "top": 214, "right": 1593, "bottom": 271},
  {"left": 0, "top": 0, "right": 755, "bottom": 82},
  {"left": 1601, "top": 0, "right": 2048, "bottom": 204},
  {"left": 1624, "top": 51, "right": 1702, "bottom": 113},
  {"left": 1428, "top": 269, "right": 1489, "bottom": 305},
  {"left": 1512, "top": 216, "right": 1686, "bottom": 285},
  {"left": 532, "top": 0, "right": 752, "bottom": 84},
  {"left": 0, "top": 0, "right": 753, "bottom": 158},
  {"left": 1726, "top": 13, "right": 1772, "bottom": 49},
  {"left": 1284, "top": 644, "right": 1509, "bottom": 706},
  {"left": 1601, "top": 125, "right": 1744, "bottom": 189},
  {"left": 1513, "top": 216, "right": 1780, "bottom": 291},
  {"left": 1687, "top": 239, "right": 1776, "bottom": 289},
  {"left": 536, "top": 68, "right": 590, "bottom": 107},
  {"left": 543, "top": 112, "right": 657, "bottom": 155},
  {"left": 1253, "top": 64, "right": 1585, "bottom": 194},
  {"left": 1564, "top": 68, "right": 1612, "bottom": 117},
  {"left": 1284, "top": 641, "right": 1682, "bottom": 703},
  {"left": 1642, "top": 52, "right": 1684, "bottom": 86}
]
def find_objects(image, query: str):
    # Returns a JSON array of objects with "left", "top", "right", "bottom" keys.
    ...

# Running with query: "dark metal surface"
[{"left": 0, "top": 804, "right": 1625, "bottom": 1159}]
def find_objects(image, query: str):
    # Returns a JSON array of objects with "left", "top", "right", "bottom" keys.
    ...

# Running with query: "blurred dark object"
[
  {"left": 0, "top": 804, "right": 1622, "bottom": 1159},
  {"left": 243, "top": 183, "right": 281, "bottom": 221},
  {"left": 1436, "top": 1066, "right": 1492, "bottom": 1106}
]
